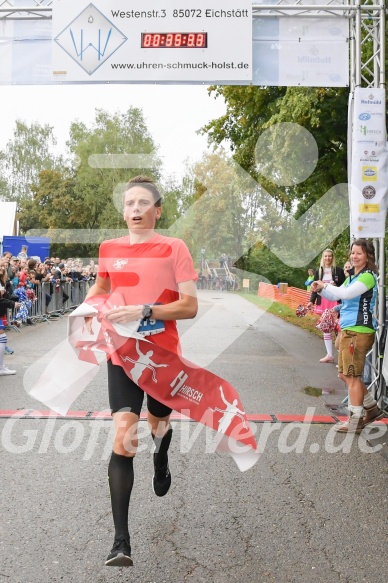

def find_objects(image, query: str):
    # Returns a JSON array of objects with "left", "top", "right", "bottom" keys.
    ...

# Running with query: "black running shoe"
[
  {"left": 152, "top": 461, "right": 171, "bottom": 497},
  {"left": 105, "top": 538, "right": 133, "bottom": 567}
]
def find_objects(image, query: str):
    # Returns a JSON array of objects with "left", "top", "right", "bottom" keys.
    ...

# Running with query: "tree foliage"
[
  {"left": 16, "top": 108, "right": 185, "bottom": 258},
  {"left": 199, "top": 26, "right": 388, "bottom": 283},
  {"left": 200, "top": 86, "right": 360, "bottom": 280},
  {"left": 236, "top": 242, "right": 310, "bottom": 289},
  {"left": 171, "top": 149, "right": 262, "bottom": 262},
  {"left": 0, "top": 121, "right": 61, "bottom": 206},
  {"left": 67, "top": 108, "right": 162, "bottom": 230},
  {"left": 201, "top": 85, "right": 349, "bottom": 215}
]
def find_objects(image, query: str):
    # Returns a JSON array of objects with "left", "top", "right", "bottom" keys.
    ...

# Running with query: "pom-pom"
[
  {"left": 26, "top": 288, "right": 36, "bottom": 301},
  {"left": 296, "top": 304, "right": 308, "bottom": 317},
  {"left": 316, "top": 309, "right": 337, "bottom": 333},
  {"left": 296, "top": 304, "right": 315, "bottom": 317}
]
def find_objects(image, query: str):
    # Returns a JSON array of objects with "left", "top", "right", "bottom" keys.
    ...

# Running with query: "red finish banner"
[{"left": 28, "top": 294, "right": 259, "bottom": 471}]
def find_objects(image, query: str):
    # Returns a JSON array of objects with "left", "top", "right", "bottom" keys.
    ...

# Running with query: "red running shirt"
[{"left": 98, "top": 233, "right": 198, "bottom": 354}]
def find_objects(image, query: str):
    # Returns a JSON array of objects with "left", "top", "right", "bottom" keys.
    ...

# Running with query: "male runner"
[{"left": 84, "top": 176, "right": 198, "bottom": 567}]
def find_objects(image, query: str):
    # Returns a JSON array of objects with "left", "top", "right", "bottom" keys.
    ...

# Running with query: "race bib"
[{"left": 137, "top": 317, "right": 165, "bottom": 336}]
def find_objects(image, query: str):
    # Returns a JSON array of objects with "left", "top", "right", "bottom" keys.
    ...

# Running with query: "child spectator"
[
  {"left": 18, "top": 265, "right": 30, "bottom": 287},
  {"left": 304, "top": 268, "right": 314, "bottom": 291},
  {"left": 0, "top": 266, "right": 20, "bottom": 354},
  {"left": 0, "top": 317, "right": 16, "bottom": 375}
]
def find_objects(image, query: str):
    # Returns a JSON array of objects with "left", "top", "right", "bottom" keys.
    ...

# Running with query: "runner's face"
[
  {"left": 350, "top": 245, "right": 367, "bottom": 271},
  {"left": 323, "top": 252, "right": 333, "bottom": 266},
  {"left": 123, "top": 186, "right": 161, "bottom": 231}
]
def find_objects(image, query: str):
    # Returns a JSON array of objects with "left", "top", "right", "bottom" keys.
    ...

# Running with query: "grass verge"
[{"left": 237, "top": 292, "right": 322, "bottom": 337}]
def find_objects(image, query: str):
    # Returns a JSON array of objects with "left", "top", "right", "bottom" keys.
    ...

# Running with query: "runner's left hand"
[{"left": 104, "top": 304, "right": 143, "bottom": 323}]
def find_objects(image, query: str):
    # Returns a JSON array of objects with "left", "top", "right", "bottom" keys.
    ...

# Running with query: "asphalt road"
[{"left": 1, "top": 291, "right": 387, "bottom": 583}]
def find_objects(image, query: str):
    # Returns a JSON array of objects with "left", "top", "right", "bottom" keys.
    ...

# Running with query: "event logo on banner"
[
  {"left": 350, "top": 87, "right": 388, "bottom": 238},
  {"left": 54, "top": 4, "right": 128, "bottom": 75},
  {"left": 52, "top": 0, "right": 252, "bottom": 82}
]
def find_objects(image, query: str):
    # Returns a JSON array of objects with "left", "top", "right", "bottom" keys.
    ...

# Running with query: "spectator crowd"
[{"left": 0, "top": 250, "right": 97, "bottom": 374}]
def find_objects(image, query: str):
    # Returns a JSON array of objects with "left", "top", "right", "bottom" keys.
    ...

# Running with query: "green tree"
[
  {"left": 199, "top": 86, "right": 354, "bottom": 279},
  {"left": 201, "top": 86, "right": 349, "bottom": 214},
  {"left": 18, "top": 109, "right": 184, "bottom": 258},
  {"left": 68, "top": 108, "right": 162, "bottom": 231},
  {"left": 236, "top": 242, "right": 310, "bottom": 288},
  {"left": 157, "top": 176, "right": 183, "bottom": 230},
  {"left": 19, "top": 169, "right": 80, "bottom": 232},
  {"left": 0, "top": 120, "right": 61, "bottom": 206},
  {"left": 171, "top": 149, "right": 260, "bottom": 263},
  {"left": 17, "top": 168, "right": 96, "bottom": 257}
]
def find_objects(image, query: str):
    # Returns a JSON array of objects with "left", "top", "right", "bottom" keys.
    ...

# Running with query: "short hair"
[
  {"left": 350, "top": 238, "right": 378, "bottom": 273},
  {"left": 123, "top": 175, "right": 162, "bottom": 208}
]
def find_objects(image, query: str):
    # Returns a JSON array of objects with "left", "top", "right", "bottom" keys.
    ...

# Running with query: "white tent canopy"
[{"left": 0, "top": 201, "right": 18, "bottom": 243}]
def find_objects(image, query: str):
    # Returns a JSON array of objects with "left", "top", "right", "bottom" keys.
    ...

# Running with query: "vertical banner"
[{"left": 349, "top": 87, "right": 388, "bottom": 238}]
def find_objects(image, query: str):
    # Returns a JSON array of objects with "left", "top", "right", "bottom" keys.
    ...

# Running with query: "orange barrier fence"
[{"left": 258, "top": 282, "right": 315, "bottom": 312}]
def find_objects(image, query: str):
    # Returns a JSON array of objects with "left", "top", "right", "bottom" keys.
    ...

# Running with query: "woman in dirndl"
[{"left": 307, "top": 248, "right": 345, "bottom": 363}]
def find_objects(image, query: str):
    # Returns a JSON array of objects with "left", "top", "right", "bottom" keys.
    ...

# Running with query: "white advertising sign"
[
  {"left": 278, "top": 17, "right": 348, "bottom": 86},
  {"left": 277, "top": 39, "right": 348, "bottom": 87},
  {"left": 52, "top": 0, "right": 252, "bottom": 82},
  {"left": 350, "top": 88, "right": 388, "bottom": 238},
  {"left": 252, "top": 15, "right": 349, "bottom": 87}
]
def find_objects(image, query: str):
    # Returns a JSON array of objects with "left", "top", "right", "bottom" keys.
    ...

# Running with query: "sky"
[{"left": 0, "top": 84, "right": 227, "bottom": 181}]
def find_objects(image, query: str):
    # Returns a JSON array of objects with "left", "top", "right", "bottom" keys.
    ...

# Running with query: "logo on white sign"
[{"left": 55, "top": 3, "right": 127, "bottom": 75}]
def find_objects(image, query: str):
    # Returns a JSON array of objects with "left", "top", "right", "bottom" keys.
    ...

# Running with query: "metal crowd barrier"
[{"left": 5, "top": 280, "right": 91, "bottom": 329}]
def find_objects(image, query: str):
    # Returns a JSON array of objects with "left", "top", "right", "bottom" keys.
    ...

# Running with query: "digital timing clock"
[{"left": 141, "top": 32, "right": 207, "bottom": 48}]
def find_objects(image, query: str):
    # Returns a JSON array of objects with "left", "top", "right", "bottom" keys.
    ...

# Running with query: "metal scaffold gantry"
[
  {"left": 0, "top": 0, "right": 52, "bottom": 19},
  {"left": 1, "top": 0, "right": 387, "bottom": 406}
]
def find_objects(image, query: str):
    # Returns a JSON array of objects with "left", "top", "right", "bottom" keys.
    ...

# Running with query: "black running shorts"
[{"left": 107, "top": 359, "right": 172, "bottom": 418}]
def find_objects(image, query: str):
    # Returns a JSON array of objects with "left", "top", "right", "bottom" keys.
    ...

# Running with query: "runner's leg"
[
  {"left": 109, "top": 411, "right": 139, "bottom": 539},
  {"left": 148, "top": 409, "right": 173, "bottom": 497},
  {"left": 106, "top": 361, "right": 145, "bottom": 565}
]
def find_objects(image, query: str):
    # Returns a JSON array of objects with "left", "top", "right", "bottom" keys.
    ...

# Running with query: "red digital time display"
[{"left": 141, "top": 32, "right": 207, "bottom": 48}]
